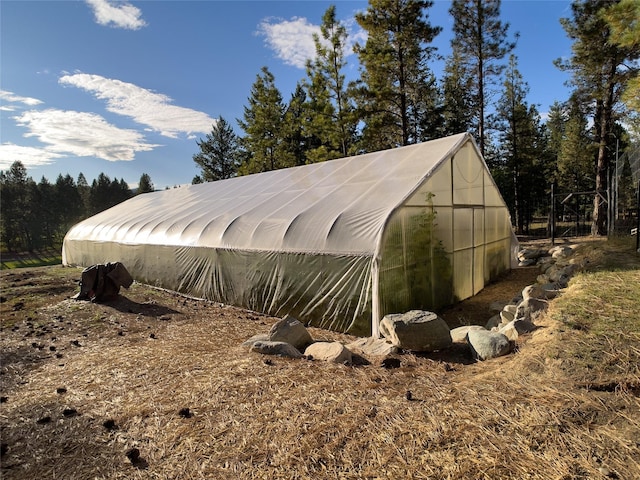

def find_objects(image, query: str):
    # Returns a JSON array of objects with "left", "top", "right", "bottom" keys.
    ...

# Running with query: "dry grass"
[{"left": 1, "top": 238, "right": 639, "bottom": 479}]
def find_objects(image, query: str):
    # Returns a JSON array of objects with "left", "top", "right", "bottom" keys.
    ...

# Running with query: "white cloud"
[
  {"left": 257, "top": 17, "right": 320, "bottom": 69},
  {"left": 0, "top": 90, "right": 44, "bottom": 107},
  {"left": 85, "top": 0, "right": 146, "bottom": 30},
  {"left": 59, "top": 73, "right": 215, "bottom": 138},
  {"left": 257, "top": 16, "right": 365, "bottom": 69},
  {"left": 0, "top": 143, "right": 64, "bottom": 170},
  {"left": 14, "top": 109, "right": 160, "bottom": 161}
]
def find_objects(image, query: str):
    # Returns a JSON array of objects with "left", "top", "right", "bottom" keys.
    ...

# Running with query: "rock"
[
  {"left": 518, "top": 258, "right": 536, "bottom": 267},
  {"left": 539, "top": 283, "right": 561, "bottom": 299},
  {"left": 488, "top": 301, "right": 506, "bottom": 312},
  {"left": 467, "top": 329, "right": 511, "bottom": 361},
  {"left": 550, "top": 245, "right": 575, "bottom": 259},
  {"left": 304, "top": 342, "right": 352, "bottom": 363},
  {"left": 536, "top": 256, "right": 555, "bottom": 268},
  {"left": 522, "top": 283, "right": 559, "bottom": 301},
  {"left": 522, "top": 284, "right": 543, "bottom": 301},
  {"left": 499, "top": 304, "right": 517, "bottom": 324},
  {"left": 512, "top": 318, "right": 537, "bottom": 334},
  {"left": 450, "top": 325, "right": 485, "bottom": 343},
  {"left": 268, "top": 314, "right": 313, "bottom": 351},
  {"left": 499, "top": 318, "right": 537, "bottom": 341},
  {"left": 518, "top": 247, "right": 547, "bottom": 261},
  {"left": 241, "top": 333, "right": 269, "bottom": 347},
  {"left": 379, "top": 310, "right": 452, "bottom": 352},
  {"left": 536, "top": 273, "right": 550, "bottom": 284},
  {"left": 346, "top": 337, "right": 398, "bottom": 357},
  {"left": 515, "top": 297, "right": 548, "bottom": 322},
  {"left": 485, "top": 314, "right": 502, "bottom": 330},
  {"left": 499, "top": 323, "right": 519, "bottom": 341},
  {"left": 250, "top": 340, "right": 303, "bottom": 359}
]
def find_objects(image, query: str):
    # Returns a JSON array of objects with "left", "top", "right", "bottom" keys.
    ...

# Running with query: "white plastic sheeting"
[{"left": 62, "top": 133, "right": 512, "bottom": 336}]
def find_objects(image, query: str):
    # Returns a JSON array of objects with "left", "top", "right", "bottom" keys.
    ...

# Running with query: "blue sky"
[{"left": 1, "top": 0, "right": 574, "bottom": 190}]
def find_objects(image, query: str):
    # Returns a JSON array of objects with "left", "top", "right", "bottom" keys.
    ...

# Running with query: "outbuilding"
[{"left": 62, "top": 132, "right": 514, "bottom": 336}]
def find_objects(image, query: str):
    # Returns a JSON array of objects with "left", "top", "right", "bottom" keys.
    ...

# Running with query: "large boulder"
[
  {"left": 241, "top": 333, "right": 269, "bottom": 347},
  {"left": 346, "top": 337, "right": 398, "bottom": 357},
  {"left": 515, "top": 297, "right": 548, "bottom": 322},
  {"left": 379, "top": 310, "right": 452, "bottom": 352},
  {"left": 268, "top": 314, "right": 313, "bottom": 351},
  {"left": 467, "top": 329, "right": 511, "bottom": 361},
  {"left": 498, "top": 318, "right": 538, "bottom": 341},
  {"left": 522, "top": 283, "right": 559, "bottom": 301},
  {"left": 304, "top": 342, "right": 352, "bottom": 363},
  {"left": 550, "top": 245, "right": 574, "bottom": 259},
  {"left": 450, "top": 325, "right": 485, "bottom": 343},
  {"left": 518, "top": 247, "right": 547, "bottom": 261},
  {"left": 250, "top": 341, "right": 303, "bottom": 359},
  {"left": 485, "top": 314, "right": 502, "bottom": 330}
]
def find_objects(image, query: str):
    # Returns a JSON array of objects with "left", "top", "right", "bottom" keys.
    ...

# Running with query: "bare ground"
[{"left": 1, "top": 239, "right": 638, "bottom": 479}]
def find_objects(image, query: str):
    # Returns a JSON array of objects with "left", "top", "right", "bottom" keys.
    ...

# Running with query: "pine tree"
[
  {"left": 282, "top": 84, "right": 310, "bottom": 166},
  {"left": 353, "top": 0, "right": 442, "bottom": 151},
  {"left": 237, "top": 67, "right": 292, "bottom": 174},
  {"left": 449, "top": 0, "right": 516, "bottom": 156},
  {"left": 76, "top": 173, "right": 90, "bottom": 218},
  {"left": 600, "top": 0, "right": 640, "bottom": 124},
  {"left": 493, "top": 55, "right": 548, "bottom": 233},
  {"left": 0, "top": 161, "right": 33, "bottom": 250},
  {"left": 557, "top": 97, "right": 595, "bottom": 194},
  {"left": 304, "top": 5, "right": 356, "bottom": 161},
  {"left": 137, "top": 173, "right": 154, "bottom": 193},
  {"left": 31, "top": 177, "right": 55, "bottom": 249},
  {"left": 54, "top": 173, "right": 83, "bottom": 237},
  {"left": 545, "top": 101, "right": 567, "bottom": 187},
  {"left": 193, "top": 117, "right": 240, "bottom": 181},
  {"left": 556, "top": 0, "right": 639, "bottom": 235},
  {"left": 441, "top": 49, "right": 474, "bottom": 136}
]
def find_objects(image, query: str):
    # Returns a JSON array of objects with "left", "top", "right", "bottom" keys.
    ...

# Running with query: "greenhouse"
[{"left": 62, "top": 132, "right": 514, "bottom": 337}]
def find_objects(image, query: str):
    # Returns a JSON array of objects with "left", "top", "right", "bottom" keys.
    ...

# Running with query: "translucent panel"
[
  {"left": 484, "top": 207, "right": 512, "bottom": 243},
  {"left": 484, "top": 171, "right": 505, "bottom": 206},
  {"left": 378, "top": 207, "right": 453, "bottom": 319},
  {"left": 406, "top": 158, "right": 452, "bottom": 206},
  {"left": 473, "top": 246, "right": 484, "bottom": 295},
  {"left": 485, "top": 239, "right": 511, "bottom": 282},
  {"left": 474, "top": 208, "right": 485, "bottom": 246},
  {"left": 453, "top": 208, "right": 473, "bottom": 250},
  {"left": 453, "top": 249, "right": 473, "bottom": 301},
  {"left": 453, "top": 143, "right": 484, "bottom": 205},
  {"left": 432, "top": 206, "right": 453, "bottom": 253}
]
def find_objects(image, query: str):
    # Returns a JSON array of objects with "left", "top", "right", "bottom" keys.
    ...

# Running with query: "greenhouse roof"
[{"left": 66, "top": 132, "right": 469, "bottom": 256}]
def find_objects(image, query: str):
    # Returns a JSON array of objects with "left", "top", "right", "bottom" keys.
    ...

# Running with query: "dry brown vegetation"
[{"left": 1, "top": 239, "right": 639, "bottom": 479}]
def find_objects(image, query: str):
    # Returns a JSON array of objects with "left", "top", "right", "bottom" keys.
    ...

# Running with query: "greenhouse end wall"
[{"left": 376, "top": 140, "right": 512, "bottom": 322}]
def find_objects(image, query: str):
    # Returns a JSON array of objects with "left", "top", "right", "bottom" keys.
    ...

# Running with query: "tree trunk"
[{"left": 591, "top": 62, "right": 616, "bottom": 237}]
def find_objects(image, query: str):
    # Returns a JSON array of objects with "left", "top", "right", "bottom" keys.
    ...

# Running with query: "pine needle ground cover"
[{"left": 1, "top": 239, "right": 638, "bottom": 479}]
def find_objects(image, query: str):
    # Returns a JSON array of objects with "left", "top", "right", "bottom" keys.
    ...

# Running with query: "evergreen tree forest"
[
  {"left": 0, "top": 165, "right": 154, "bottom": 252},
  {"left": 193, "top": 0, "right": 639, "bottom": 237}
]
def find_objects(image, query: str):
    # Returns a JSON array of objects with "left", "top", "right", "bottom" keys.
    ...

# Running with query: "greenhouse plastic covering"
[{"left": 62, "top": 133, "right": 513, "bottom": 336}]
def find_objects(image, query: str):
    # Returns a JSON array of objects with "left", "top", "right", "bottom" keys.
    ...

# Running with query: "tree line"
[
  {"left": 193, "top": 0, "right": 639, "bottom": 236},
  {"left": 0, "top": 164, "right": 154, "bottom": 252},
  {"left": 2, "top": 0, "right": 637, "bottom": 252}
]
